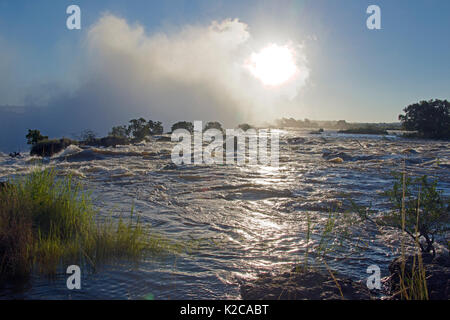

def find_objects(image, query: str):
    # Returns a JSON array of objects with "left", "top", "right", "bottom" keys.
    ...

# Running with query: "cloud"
[{"left": 67, "top": 14, "right": 310, "bottom": 128}]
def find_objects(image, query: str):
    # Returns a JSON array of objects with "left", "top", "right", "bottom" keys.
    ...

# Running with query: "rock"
[
  {"left": 322, "top": 151, "right": 352, "bottom": 161},
  {"left": 402, "top": 148, "right": 419, "bottom": 154},
  {"left": 240, "top": 267, "right": 372, "bottom": 300},
  {"left": 387, "top": 253, "right": 450, "bottom": 300},
  {"left": 328, "top": 157, "right": 344, "bottom": 163},
  {"left": 162, "top": 163, "right": 178, "bottom": 170},
  {"left": 9, "top": 152, "right": 21, "bottom": 158},
  {"left": 287, "top": 137, "right": 306, "bottom": 145},
  {"left": 310, "top": 129, "right": 324, "bottom": 135}
]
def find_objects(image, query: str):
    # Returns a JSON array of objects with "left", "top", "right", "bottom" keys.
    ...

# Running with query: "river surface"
[{"left": 0, "top": 129, "right": 449, "bottom": 299}]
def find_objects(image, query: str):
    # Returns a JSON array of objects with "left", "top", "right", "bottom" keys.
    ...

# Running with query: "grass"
[
  {"left": 394, "top": 164, "right": 429, "bottom": 300},
  {"left": 0, "top": 169, "right": 179, "bottom": 280}
]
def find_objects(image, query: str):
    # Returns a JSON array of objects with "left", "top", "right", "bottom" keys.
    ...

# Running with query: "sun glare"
[{"left": 246, "top": 44, "right": 298, "bottom": 86}]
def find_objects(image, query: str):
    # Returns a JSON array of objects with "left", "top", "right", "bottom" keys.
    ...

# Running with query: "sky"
[{"left": 0, "top": 0, "right": 449, "bottom": 149}]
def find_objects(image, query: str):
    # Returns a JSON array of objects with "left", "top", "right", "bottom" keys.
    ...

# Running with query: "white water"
[{"left": 0, "top": 129, "right": 449, "bottom": 299}]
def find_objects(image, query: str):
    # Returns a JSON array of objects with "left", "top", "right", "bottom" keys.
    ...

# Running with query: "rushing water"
[{"left": 0, "top": 129, "right": 449, "bottom": 299}]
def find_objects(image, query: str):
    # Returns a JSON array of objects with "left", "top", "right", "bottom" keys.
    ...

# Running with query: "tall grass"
[
  {"left": 0, "top": 169, "right": 177, "bottom": 279},
  {"left": 395, "top": 164, "right": 429, "bottom": 300}
]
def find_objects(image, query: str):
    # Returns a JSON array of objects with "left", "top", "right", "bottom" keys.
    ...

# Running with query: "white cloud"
[{"left": 78, "top": 14, "right": 310, "bottom": 126}]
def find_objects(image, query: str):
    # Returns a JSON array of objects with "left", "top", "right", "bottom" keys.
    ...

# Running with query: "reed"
[{"left": 0, "top": 169, "right": 178, "bottom": 279}]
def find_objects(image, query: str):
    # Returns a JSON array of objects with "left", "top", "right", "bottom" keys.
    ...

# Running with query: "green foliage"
[
  {"left": 122, "top": 118, "right": 164, "bottom": 141},
  {"left": 127, "top": 118, "right": 149, "bottom": 141},
  {"left": 26, "top": 129, "right": 48, "bottom": 145},
  {"left": 109, "top": 125, "right": 129, "bottom": 139},
  {"left": 148, "top": 120, "right": 164, "bottom": 135},
  {"left": 171, "top": 121, "right": 194, "bottom": 133},
  {"left": 399, "top": 99, "right": 450, "bottom": 139},
  {"left": 382, "top": 173, "right": 450, "bottom": 255},
  {"left": 0, "top": 169, "right": 177, "bottom": 279}
]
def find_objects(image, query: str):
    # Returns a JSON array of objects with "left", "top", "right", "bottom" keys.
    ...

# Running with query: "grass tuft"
[{"left": 0, "top": 169, "right": 177, "bottom": 279}]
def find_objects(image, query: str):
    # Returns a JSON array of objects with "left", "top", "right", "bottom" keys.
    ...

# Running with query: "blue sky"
[{"left": 0, "top": 0, "right": 449, "bottom": 123}]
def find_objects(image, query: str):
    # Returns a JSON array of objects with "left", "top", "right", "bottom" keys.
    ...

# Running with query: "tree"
[
  {"left": 381, "top": 173, "right": 450, "bottom": 256},
  {"left": 399, "top": 99, "right": 450, "bottom": 139},
  {"left": 109, "top": 125, "right": 129, "bottom": 138},
  {"left": 148, "top": 120, "right": 163, "bottom": 135},
  {"left": 238, "top": 123, "right": 253, "bottom": 131},
  {"left": 26, "top": 129, "right": 48, "bottom": 145},
  {"left": 204, "top": 121, "right": 223, "bottom": 132},
  {"left": 171, "top": 121, "right": 194, "bottom": 133},
  {"left": 79, "top": 129, "right": 97, "bottom": 143},
  {"left": 127, "top": 118, "right": 150, "bottom": 141}
]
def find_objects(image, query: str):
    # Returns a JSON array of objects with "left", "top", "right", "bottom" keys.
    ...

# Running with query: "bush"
[
  {"left": 381, "top": 173, "right": 450, "bottom": 255},
  {"left": 30, "top": 138, "right": 76, "bottom": 157},
  {"left": 399, "top": 99, "right": 450, "bottom": 140}
]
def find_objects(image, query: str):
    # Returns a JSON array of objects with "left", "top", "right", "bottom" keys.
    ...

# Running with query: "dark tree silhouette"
[
  {"left": 127, "top": 118, "right": 150, "bottom": 141},
  {"left": 26, "top": 129, "right": 48, "bottom": 145},
  {"left": 399, "top": 99, "right": 450, "bottom": 139},
  {"left": 204, "top": 121, "right": 223, "bottom": 132},
  {"left": 238, "top": 123, "right": 253, "bottom": 131},
  {"left": 171, "top": 121, "right": 194, "bottom": 133},
  {"left": 148, "top": 120, "right": 164, "bottom": 135}
]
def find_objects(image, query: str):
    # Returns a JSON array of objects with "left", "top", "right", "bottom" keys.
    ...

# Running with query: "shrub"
[{"left": 381, "top": 173, "right": 450, "bottom": 255}]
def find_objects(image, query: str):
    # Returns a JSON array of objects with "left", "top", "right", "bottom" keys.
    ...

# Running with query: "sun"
[{"left": 246, "top": 44, "right": 298, "bottom": 86}]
